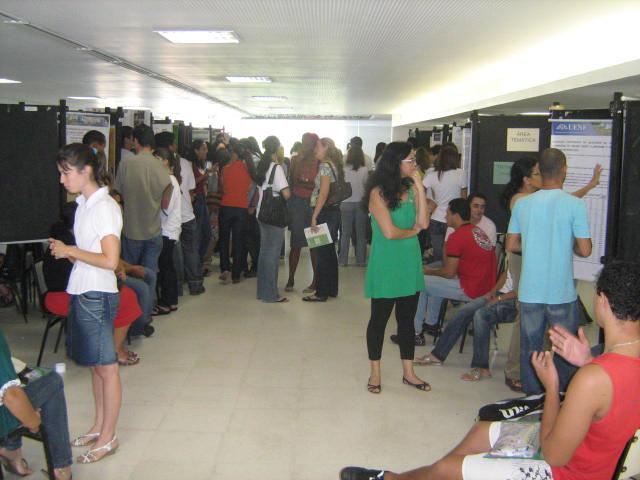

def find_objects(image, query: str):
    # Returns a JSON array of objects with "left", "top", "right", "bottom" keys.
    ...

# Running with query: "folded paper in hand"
[{"left": 304, "top": 223, "right": 333, "bottom": 249}]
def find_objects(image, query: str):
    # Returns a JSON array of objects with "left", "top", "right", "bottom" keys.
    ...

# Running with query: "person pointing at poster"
[{"left": 506, "top": 148, "right": 592, "bottom": 395}]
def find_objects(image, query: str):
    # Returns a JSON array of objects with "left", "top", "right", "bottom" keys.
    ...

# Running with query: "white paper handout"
[{"left": 304, "top": 223, "right": 333, "bottom": 249}]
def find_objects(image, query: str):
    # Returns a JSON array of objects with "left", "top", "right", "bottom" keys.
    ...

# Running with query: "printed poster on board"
[{"left": 550, "top": 119, "right": 612, "bottom": 282}]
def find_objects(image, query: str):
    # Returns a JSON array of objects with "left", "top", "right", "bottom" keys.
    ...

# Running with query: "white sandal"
[
  {"left": 77, "top": 436, "right": 118, "bottom": 464},
  {"left": 70, "top": 432, "right": 100, "bottom": 447}
]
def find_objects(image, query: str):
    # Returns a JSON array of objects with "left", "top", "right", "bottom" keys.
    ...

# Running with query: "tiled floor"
[{"left": 0, "top": 251, "right": 599, "bottom": 480}]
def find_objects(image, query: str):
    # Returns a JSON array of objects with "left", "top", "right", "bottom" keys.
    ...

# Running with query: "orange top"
[{"left": 221, "top": 160, "right": 252, "bottom": 208}]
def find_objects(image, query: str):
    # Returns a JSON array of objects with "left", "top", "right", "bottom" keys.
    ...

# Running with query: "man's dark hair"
[
  {"left": 133, "top": 124, "right": 155, "bottom": 148},
  {"left": 448, "top": 198, "right": 471, "bottom": 221},
  {"left": 350, "top": 136, "right": 363, "bottom": 148},
  {"left": 121, "top": 126, "right": 133, "bottom": 144},
  {"left": 539, "top": 148, "right": 566, "bottom": 180},
  {"left": 596, "top": 261, "right": 640, "bottom": 321},
  {"left": 155, "top": 131, "right": 175, "bottom": 149},
  {"left": 82, "top": 130, "right": 106, "bottom": 146},
  {"left": 468, "top": 193, "right": 487, "bottom": 204},
  {"left": 430, "top": 145, "right": 441, "bottom": 156}
]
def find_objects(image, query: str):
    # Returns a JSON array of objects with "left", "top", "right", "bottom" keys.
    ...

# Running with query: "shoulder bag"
[
  {"left": 325, "top": 162, "right": 352, "bottom": 206},
  {"left": 257, "top": 164, "right": 289, "bottom": 228}
]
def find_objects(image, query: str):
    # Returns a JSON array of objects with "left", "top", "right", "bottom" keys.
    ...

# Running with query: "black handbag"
[
  {"left": 257, "top": 164, "right": 289, "bottom": 228},
  {"left": 325, "top": 162, "right": 352, "bottom": 206}
]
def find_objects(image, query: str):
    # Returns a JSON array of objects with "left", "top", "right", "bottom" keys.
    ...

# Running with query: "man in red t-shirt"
[{"left": 410, "top": 198, "right": 496, "bottom": 360}]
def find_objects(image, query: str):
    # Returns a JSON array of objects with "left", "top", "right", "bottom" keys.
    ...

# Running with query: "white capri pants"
[{"left": 461, "top": 422, "right": 552, "bottom": 480}]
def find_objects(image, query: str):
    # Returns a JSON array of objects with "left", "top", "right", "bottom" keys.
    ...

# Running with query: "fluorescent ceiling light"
[
  {"left": 520, "top": 112, "right": 549, "bottom": 115},
  {"left": 251, "top": 96, "right": 287, "bottom": 101},
  {"left": 154, "top": 30, "right": 239, "bottom": 44},
  {"left": 68, "top": 96, "right": 103, "bottom": 100},
  {"left": 226, "top": 76, "right": 272, "bottom": 83},
  {"left": 3, "top": 19, "right": 27, "bottom": 24},
  {"left": 0, "top": 78, "right": 21, "bottom": 84}
]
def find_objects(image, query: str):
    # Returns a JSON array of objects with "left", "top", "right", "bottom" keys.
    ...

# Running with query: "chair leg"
[
  {"left": 433, "top": 300, "right": 449, "bottom": 344},
  {"left": 38, "top": 426, "right": 56, "bottom": 480},
  {"left": 459, "top": 322, "right": 469, "bottom": 353},
  {"left": 53, "top": 318, "right": 67, "bottom": 354}
]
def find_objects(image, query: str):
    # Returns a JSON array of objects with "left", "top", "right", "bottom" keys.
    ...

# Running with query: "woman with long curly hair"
[{"left": 362, "top": 142, "right": 433, "bottom": 393}]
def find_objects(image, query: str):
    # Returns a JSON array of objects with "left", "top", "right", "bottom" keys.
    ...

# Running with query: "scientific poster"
[
  {"left": 462, "top": 127, "right": 472, "bottom": 189},
  {"left": 153, "top": 122, "right": 173, "bottom": 134},
  {"left": 431, "top": 131, "right": 442, "bottom": 146},
  {"left": 66, "top": 112, "right": 110, "bottom": 154},
  {"left": 122, "top": 109, "right": 151, "bottom": 127},
  {"left": 451, "top": 126, "right": 463, "bottom": 152},
  {"left": 550, "top": 119, "right": 612, "bottom": 282},
  {"left": 192, "top": 128, "right": 211, "bottom": 142}
]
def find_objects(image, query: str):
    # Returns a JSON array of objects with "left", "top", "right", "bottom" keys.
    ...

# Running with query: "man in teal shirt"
[{"left": 507, "top": 148, "right": 592, "bottom": 394}]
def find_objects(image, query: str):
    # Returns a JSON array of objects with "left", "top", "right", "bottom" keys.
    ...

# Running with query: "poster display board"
[
  {"left": 550, "top": 119, "right": 612, "bottom": 281},
  {"left": 153, "top": 122, "right": 173, "bottom": 134},
  {"left": 451, "top": 126, "right": 463, "bottom": 152},
  {"left": 462, "top": 127, "right": 472, "bottom": 190},
  {"left": 431, "top": 131, "right": 442, "bottom": 146},
  {"left": 192, "top": 128, "right": 211, "bottom": 142},
  {"left": 66, "top": 112, "right": 110, "bottom": 154},
  {"left": 122, "top": 109, "right": 151, "bottom": 127}
]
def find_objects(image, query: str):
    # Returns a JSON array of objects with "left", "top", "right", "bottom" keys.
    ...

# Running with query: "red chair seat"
[{"left": 43, "top": 287, "right": 141, "bottom": 329}]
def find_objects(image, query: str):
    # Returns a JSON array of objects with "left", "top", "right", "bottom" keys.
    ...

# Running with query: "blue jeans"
[
  {"left": 121, "top": 234, "right": 162, "bottom": 304},
  {"left": 520, "top": 300, "right": 579, "bottom": 395},
  {"left": 431, "top": 296, "right": 487, "bottom": 362},
  {"left": 124, "top": 267, "right": 155, "bottom": 336},
  {"left": 256, "top": 221, "right": 285, "bottom": 302},
  {"left": 471, "top": 298, "right": 518, "bottom": 369},
  {"left": 414, "top": 271, "right": 471, "bottom": 333},
  {"left": 1, "top": 373, "right": 72, "bottom": 469},
  {"left": 338, "top": 202, "right": 368, "bottom": 266},
  {"left": 180, "top": 219, "right": 203, "bottom": 293}
]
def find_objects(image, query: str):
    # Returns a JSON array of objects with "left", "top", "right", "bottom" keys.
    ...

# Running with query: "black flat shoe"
[
  {"left": 340, "top": 466, "right": 385, "bottom": 480},
  {"left": 302, "top": 295, "right": 327, "bottom": 302},
  {"left": 367, "top": 377, "right": 381, "bottom": 394},
  {"left": 402, "top": 376, "right": 431, "bottom": 392}
]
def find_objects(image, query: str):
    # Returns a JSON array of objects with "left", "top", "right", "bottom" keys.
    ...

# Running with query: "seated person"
[
  {"left": 0, "top": 331, "right": 72, "bottom": 479},
  {"left": 115, "top": 260, "right": 155, "bottom": 337},
  {"left": 461, "top": 271, "right": 518, "bottom": 381},
  {"left": 44, "top": 204, "right": 143, "bottom": 364},
  {"left": 340, "top": 260, "right": 640, "bottom": 480},
  {"left": 468, "top": 193, "right": 497, "bottom": 246},
  {"left": 412, "top": 198, "right": 496, "bottom": 347},
  {"left": 414, "top": 269, "right": 510, "bottom": 368}
]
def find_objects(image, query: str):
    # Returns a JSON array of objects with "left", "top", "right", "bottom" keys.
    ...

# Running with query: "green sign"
[{"left": 493, "top": 162, "right": 513, "bottom": 184}]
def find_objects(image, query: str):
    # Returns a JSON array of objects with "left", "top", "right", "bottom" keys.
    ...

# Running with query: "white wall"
[{"left": 228, "top": 118, "right": 392, "bottom": 160}]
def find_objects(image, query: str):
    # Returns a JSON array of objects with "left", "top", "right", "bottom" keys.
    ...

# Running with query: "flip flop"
[
  {"left": 413, "top": 354, "right": 443, "bottom": 366},
  {"left": 461, "top": 368, "right": 492, "bottom": 382}
]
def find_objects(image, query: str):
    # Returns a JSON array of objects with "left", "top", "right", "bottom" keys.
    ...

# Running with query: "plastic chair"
[{"left": 33, "top": 261, "right": 68, "bottom": 367}]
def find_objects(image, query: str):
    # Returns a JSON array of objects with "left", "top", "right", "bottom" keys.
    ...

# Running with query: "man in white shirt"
[{"left": 469, "top": 193, "right": 497, "bottom": 246}]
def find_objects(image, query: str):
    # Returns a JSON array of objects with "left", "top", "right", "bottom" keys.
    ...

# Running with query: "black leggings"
[{"left": 367, "top": 293, "right": 419, "bottom": 361}]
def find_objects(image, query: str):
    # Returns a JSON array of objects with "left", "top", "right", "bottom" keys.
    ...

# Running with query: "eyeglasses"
[{"left": 401, "top": 159, "right": 417, "bottom": 165}]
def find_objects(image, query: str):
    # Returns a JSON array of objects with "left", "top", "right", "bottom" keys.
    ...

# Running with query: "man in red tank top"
[{"left": 340, "top": 260, "right": 640, "bottom": 480}]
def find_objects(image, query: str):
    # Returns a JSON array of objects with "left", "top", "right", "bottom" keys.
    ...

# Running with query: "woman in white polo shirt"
[
  {"left": 422, "top": 145, "right": 467, "bottom": 262},
  {"left": 49, "top": 144, "right": 123, "bottom": 465}
]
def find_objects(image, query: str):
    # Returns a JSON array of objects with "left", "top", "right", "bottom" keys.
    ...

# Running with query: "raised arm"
[{"left": 571, "top": 164, "right": 602, "bottom": 199}]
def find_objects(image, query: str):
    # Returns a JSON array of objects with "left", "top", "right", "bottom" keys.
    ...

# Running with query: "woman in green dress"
[{"left": 364, "top": 142, "right": 433, "bottom": 393}]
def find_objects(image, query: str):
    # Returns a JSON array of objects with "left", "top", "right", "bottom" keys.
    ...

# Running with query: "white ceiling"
[{"left": 1, "top": 0, "right": 639, "bottom": 126}]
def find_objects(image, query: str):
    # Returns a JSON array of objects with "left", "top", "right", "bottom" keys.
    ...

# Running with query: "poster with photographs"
[
  {"left": 66, "top": 112, "right": 111, "bottom": 154},
  {"left": 122, "top": 109, "right": 151, "bottom": 127}
]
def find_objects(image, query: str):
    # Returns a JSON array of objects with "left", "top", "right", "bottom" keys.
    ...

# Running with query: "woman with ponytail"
[
  {"left": 255, "top": 136, "right": 291, "bottom": 302},
  {"left": 49, "top": 143, "right": 123, "bottom": 464}
]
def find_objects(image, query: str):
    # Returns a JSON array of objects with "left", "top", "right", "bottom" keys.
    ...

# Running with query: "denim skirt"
[{"left": 67, "top": 291, "right": 119, "bottom": 366}]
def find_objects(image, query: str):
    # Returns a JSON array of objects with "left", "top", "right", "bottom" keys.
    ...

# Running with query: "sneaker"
[
  {"left": 340, "top": 466, "right": 385, "bottom": 480},
  {"left": 190, "top": 285, "right": 205, "bottom": 295},
  {"left": 142, "top": 325, "right": 155, "bottom": 338},
  {"left": 390, "top": 334, "right": 425, "bottom": 346}
]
